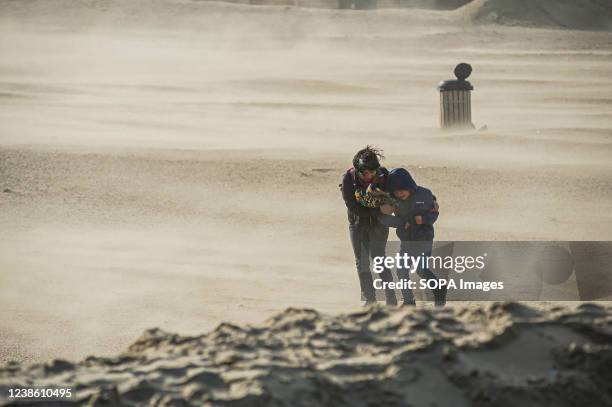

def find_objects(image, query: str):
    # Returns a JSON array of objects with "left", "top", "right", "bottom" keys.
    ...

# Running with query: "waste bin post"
[{"left": 437, "top": 63, "right": 474, "bottom": 130}]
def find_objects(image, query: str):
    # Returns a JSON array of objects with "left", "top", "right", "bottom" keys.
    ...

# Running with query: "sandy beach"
[{"left": 0, "top": 0, "right": 611, "bottom": 404}]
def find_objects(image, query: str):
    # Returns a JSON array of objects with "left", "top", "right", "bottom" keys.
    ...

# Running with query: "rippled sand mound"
[
  {"left": 1, "top": 302, "right": 611, "bottom": 406},
  {"left": 461, "top": 0, "right": 612, "bottom": 30}
]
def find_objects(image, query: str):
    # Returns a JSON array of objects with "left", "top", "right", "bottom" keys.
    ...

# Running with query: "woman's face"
[{"left": 359, "top": 169, "right": 377, "bottom": 183}]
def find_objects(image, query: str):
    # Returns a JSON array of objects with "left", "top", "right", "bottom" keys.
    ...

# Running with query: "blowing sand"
[{"left": 0, "top": 0, "right": 611, "bottom": 389}]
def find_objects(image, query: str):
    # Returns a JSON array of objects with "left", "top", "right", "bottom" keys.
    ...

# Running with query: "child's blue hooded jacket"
[{"left": 381, "top": 168, "right": 439, "bottom": 241}]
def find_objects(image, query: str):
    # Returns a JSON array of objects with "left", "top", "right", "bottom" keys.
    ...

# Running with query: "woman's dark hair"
[{"left": 353, "top": 145, "right": 385, "bottom": 172}]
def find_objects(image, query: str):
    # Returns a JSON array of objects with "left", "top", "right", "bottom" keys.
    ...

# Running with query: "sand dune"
[
  {"left": 1, "top": 302, "right": 611, "bottom": 406},
  {"left": 460, "top": 0, "right": 612, "bottom": 31}
]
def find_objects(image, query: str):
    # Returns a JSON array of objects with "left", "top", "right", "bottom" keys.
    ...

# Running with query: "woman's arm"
[
  {"left": 341, "top": 171, "right": 371, "bottom": 218},
  {"left": 416, "top": 195, "right": 439, "bottom": 225}
]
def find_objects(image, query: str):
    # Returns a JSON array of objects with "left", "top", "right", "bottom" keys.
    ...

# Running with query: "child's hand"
[
  {"left": 404, "top": 222, "right": 411, "bottom": 230},
  {"left": 380, "top": 204, "right": 394, "bottom": 215},
  {"left": 414, "top": 216, "right": 423, "bottom": 225}
]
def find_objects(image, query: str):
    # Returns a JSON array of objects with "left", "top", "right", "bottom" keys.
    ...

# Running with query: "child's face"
[{"left": 394, "top": 189, "right": 411, "bottom": 200}]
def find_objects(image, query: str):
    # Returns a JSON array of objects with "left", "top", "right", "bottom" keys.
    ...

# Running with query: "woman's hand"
[
  {"left": 414, "top": 216, "right": 423, "bottom": 225},
  {"left": 380, "top": 204, "right": 394, "bottom": 215}
]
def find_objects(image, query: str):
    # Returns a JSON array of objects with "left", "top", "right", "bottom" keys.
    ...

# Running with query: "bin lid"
[
  {"left": 438, "top": 79, "right": 473, "bottom": 91},
  {"left": 438, "top": 62, "right": 474, "bottom": 91}
]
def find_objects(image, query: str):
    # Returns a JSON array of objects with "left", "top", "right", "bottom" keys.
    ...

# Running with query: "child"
[{"left": 379, "top": 168, "right": 445, "bottom": 306}]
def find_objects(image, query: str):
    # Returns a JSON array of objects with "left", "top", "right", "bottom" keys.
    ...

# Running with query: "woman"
[{"left": 340, "top": 146, "right": 397, "bottom": 305}]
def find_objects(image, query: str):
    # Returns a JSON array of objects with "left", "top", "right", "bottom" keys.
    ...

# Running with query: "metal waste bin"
[{"left": 438, "top": 63, "right": 474, "bottom": 129}]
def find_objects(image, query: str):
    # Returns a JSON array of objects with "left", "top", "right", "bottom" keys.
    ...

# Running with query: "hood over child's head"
[{"left": 388, "top": 168, "right": 417, "bottom": 200}]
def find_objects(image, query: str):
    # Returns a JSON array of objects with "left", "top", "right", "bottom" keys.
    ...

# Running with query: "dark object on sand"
[{"left": 438, "top": 63, "right": 474, "bottom": 129}]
